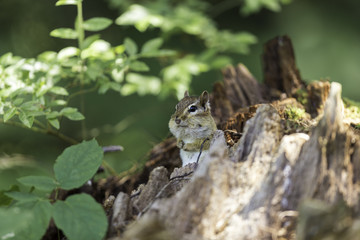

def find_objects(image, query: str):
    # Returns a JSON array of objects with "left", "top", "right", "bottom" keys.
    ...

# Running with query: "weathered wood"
[
  {"left": 221, "top": 63, "right": 264, "bottom": 110},
  {"left": 108, "top": 83, "right": 360, "bottom": 240},
  {"left": 263, "top": 35, "right": 305, "bottom": 98},
  {"left": 306, "top": 80, "right": 331, "bottom": 117}
]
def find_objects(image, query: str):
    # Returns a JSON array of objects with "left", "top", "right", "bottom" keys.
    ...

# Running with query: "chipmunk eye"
[{"left": 188, "top": 105, "right": 197, "bottom": 112}]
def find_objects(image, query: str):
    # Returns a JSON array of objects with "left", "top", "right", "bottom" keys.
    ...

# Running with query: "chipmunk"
[{"left": 169, "top": 90, "right": 217, "bottom": 166}]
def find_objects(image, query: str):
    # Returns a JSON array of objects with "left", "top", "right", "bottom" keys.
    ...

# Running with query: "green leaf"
[
  {"left": 0, "top": 185, "right": 19, "bottom": 206},
  {"left": 50, "top": 28, "right": 78, "bottom": 39},
  {"left": 20, "top": 101, "right": 42, "bottom": 112},
  {"left": 81, "top": 40, "right": 115, "bottom": 60},
  {"left": 46, "top": 111, "right": 61, "bottom": 119},
  {"left": 57, "top": 47, "right": 80, "bottom": 60},
  {"left": 4, "top": 107, "right": 17, "bottom": 122},
  {"left": 38, "top": 51, "right": 57, "bottom": 61},
  {"left": 83, "top": 17, "right": 112, "bottom": 32},
  {"left": 12, "top": 200, "right": 53, "bottom": 240},
  {"left": 141, "top": 38, "right": 163, "bottom": 54},
  {"left": 60, "top": 107, "right": 85, "bottom": 121},
  {"left": 53, "top": 194, "right": 108, "bottom": 240},
  {"left": 13, "top": 98, "right": 24, "bottom": 106},
  {"left": 49, "top": 100, "right": 67, "bottom": 107},
  {"left": 50, "top": 86, "right": 69, "bottom": 96},
  {"left": 115, "top": 4, "right": 164, "bottom": 32},
  {"left": 5, "top": 192, "right": 39, "bottom": 202},
  {"left": 125, "top": 73, "right": 161, "bottom": 95},
  {"left": 0, "top": 207, "right": 34, "bottom": 239},
  {"left": 98, "top": 82, "right": 121, "bottom": 94},
  {"left": 18, "top": 176, "right": 57, "bottom": 192},
  {"left": 82, "top": 34, "right": 100, "bottom": 49},
  {"left": 54, "top": 139, "right": 103, "bottom": 190},
  {"left": 111, "top": 68, "right": 125, "bottom": 82},
  {"left": 56, "top": 0, "right": 80, "bottom": 6},
  {"left": 124, "top": 38, "right": 138, "bottom": 56},
  {"left": 19, "top": 112, "right": 34, "bottom": 128},
  {"left": 129, "top": 61, "right": 149, "bottom": 72},
  {"left": 48, "top": 118, "right": 60, "bottom": 129}
]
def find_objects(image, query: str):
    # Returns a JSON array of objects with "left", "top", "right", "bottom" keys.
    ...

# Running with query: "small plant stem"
[
  {"left": 67, "top": 86, "right": 98, "bottom": 101},
  {"left": 76, "top": 0, "right": 84, "bottom": 49},
  {"left": 0, "top": 118, "right": 78, "bottom": 145},
  {"left": 101, "top": 160, "right": 118, "bottom": 176},
  {"left": 76, "top": 0, "right": 87, "bottom": 139},
  {"left": 34, "top": 119, "right": 47, "bottom": 129}
]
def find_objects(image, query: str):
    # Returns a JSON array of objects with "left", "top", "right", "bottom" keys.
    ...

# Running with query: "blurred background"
[{"left": 0, "top": 0, "right": 359, "bottom": 189}]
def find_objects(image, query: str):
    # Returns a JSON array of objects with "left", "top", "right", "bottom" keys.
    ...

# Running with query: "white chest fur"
[{"left": 180, "top": 149, "right": 209, "bottom": 166}]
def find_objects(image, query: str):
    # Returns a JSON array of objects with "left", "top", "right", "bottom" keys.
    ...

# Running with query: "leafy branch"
[
  {"left": 0, "top": 139, "right": 108, "bottom": 240},
  {"left": 0, "top": 0, "right": 176, "bottom": 142}
]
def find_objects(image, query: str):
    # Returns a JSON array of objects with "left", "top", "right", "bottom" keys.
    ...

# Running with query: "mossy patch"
[
  {"left": 284, "top": 106, "right": 306, "bottom": 121},
  {"left": 343, "top": 97, "right": 360, "bottom": 126}
]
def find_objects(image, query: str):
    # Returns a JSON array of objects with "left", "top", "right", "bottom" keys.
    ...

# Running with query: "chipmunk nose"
[{"left": 175, "top": 117, "right": 181, "bottom": 124}]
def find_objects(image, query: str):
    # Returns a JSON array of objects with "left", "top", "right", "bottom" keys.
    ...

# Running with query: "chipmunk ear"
[
  {"left": 200, "top": 91, "right": 209, "bottom": 108},
  {"left": 184, "top": 91, "right": 189, "bottom": 98}
]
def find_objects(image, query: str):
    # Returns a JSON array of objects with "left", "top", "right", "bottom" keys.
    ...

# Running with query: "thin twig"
[
  {"left": 67, "top": 86, "right": 98, "bottom": 101},
  {"left": 196, "top": 137, "right": 210, "bottom": 167},
  {"left": 0, "top": 118, "right": 78, "bottom": 145}
]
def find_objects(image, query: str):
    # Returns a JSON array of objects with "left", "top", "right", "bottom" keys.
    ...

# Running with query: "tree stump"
[{"left": 105, "top": 36, "right": 360, "bottom": 240}]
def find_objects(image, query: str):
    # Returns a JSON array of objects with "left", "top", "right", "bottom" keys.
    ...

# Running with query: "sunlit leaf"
[
  {"left": 115, "top": 4, "right": 148, "bottom": 26},
  {"left": 115, "top": 4, "right": 163, "bottom": 32},
  {"left": 4, "top": 108, "right": 17, "bottom": 122},
  {"left": 111, "top": 68, "right": 125, "bottom": 82},
  {"left": 82, "top": 34, "right": 100, "bottom": 49},
  {"left": 50, "top": 86, "right": 69, "bottom": 96},
  {"left": 46, "top": 111, "right": 61, "bottom": 119},
  {"left": 56, "top": 0, "right": 80, "bottom": 6},
  {"left": 129, "top": 61, "right": 149, "bottom": 72},
  {"left": 83, "top": 17, "right": 112, "bottom": 32},
  {"left": 48, "top": 118, "right": 60, "bottom": 129},
  {"left": 57, "top": 47, "right": 80, "bottom": 61},
  {"left": 19, "top": 112, "right": 34, "bottom": 128},
  {"left": 60, "top": 107, "right": 85, "bottom": 121},
  {"left": 141, "top": 38, "right": 163, "bottom": 54},
  {"left": 120, "top": 83, "right": 137, "bottom": 96},
  {"left": 81, "top": 40, "right": 115, "bottom": 60},
  {"left": 49, "top": 100, "right": 67, "bottom": 107},
  {"left": 126, "top": 73, "right": 161, "bottom": 95},
  {"left": 50, "top": 28, "right": 78, "bottom": 39},
  {"left": 114, "top": 45, "right": 125, "bottom": 54},
  {"left": 38, "top": 51, "right": 57, "bottom": 61}
]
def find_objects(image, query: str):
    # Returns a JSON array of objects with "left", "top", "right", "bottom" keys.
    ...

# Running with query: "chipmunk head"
[{"left": 169, "top": 90, "right": 216, "bottom": 138}]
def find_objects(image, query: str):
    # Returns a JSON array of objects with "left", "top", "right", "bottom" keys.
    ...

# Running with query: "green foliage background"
[{"left": 0, "top": 0, "right": 360, "bottom": 189}]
